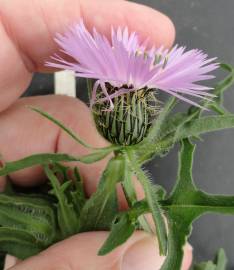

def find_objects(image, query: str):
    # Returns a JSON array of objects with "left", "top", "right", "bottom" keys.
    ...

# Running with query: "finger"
[
  {"left": 0, "top": 0, "right": 175, "bottom": 112},
  {"left": 9, "top": 231, "right": 192, "bottom": 270}
]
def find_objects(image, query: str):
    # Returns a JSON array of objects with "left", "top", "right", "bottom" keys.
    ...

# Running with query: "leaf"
[
  {"left": 213, "top": 64, "right": 234, "bottom": 105},
  {"left": 78, "top": 156, "right": 124, "bottom": 231},
  {"left": 194, "top": 262, "right": 216, "bottom": 270},
  {"left": 215, "top": 249, "right": 227, "bottom": 269},
  {"left": 0, "top": 227, "right": 43, "bottom": 259},
  {"left": 159, "top": 112, "right": 189, "bottom": 138},
  {"left": 70, "top": 167, "right": 86, "bottom": 214},
  {"left": 126, "top": 150, "right": 168, "bottom": 256},
  {"left": 161, "top": 140, "right": 234, "bottom": 270},
  {"left": 0, "top": 153, "right": 78, "bottom": 176},
  {"left": 78, "top": 149, "right": 113, "bottom": 163},
  {"left": 44, "top": 165, "right": 79, "bottom": 238},
  {"left": 138, "top": 114, "right": 234, "bottom": 164},
  {"left": 98, "top": 214, "right": 135, "bottom": 255},
  {"left": 193, "top": 249, "right": 227, "bottom": 270},
  {"left": 0, "top": 193, "right": 56, "bottom": 246},
  {"left": 0, "top": 149, "right": 114, "bottom": 176},
  {"left": 30, "top": 107, "right": 122, "bottom": 155},
  {"left": 51, "top": 163, "right": 86, "bottom": 216},
  {"left": 99, "top": 200, "right": 149, "bottom": 255},
  {"left": 177, "top": 115, "right": 234, "bottom": 139},
  {"left": 30, "top": 106, "right": 94, "bottom": 149},
  {"left": 187, "top": 63, "right": 234, "bottom": 118}
]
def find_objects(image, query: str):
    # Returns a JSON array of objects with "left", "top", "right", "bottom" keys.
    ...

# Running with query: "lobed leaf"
[
  {"left": 161, "top": 140, "right": 234, "bottom": 270},
  {"left": 138, "top": 114, "right": 234, "bottom": 164},
  {"left": 98, "top": 214, "right": 135, "bottom": 255},
  {"left": 99, "top": 200, "right": 149, "bottom": 255}
]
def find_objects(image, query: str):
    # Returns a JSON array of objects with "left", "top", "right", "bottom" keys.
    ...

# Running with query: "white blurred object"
[
  {"left": 3, "top": 255, "right": 20, "bottom": 270},
  {"left": 55, "top": 70, "right": 76, "bottom": 97}
]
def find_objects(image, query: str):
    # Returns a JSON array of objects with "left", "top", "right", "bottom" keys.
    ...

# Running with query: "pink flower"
[{"left": 47, "top": 20, "right": 219, "bottom": 108}]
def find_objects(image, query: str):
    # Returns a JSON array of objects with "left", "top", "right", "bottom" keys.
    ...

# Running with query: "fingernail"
[{"left": 122, "top": 235, "right": 165, "bottom": 270}]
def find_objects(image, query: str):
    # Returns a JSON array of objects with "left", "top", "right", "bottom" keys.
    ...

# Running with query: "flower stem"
[{"left": 121, "top": 153, "right": 153, "bottom": 234}]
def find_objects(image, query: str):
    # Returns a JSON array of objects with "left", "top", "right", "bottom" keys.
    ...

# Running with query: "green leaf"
[
  {"left": 213, "top": 64, "right": 234, "bottom": 105},
  {"left": 0, "top": 153, "right": 78, "bottom": 176},
  {"left": 138, "top": 113, "right": 234, "bottom": 164},
  {"left": 30, "top": 107, "right": 122, "bottom": 155},
  {"left": 0, "top": 193, "right": 56, "bottom": 246},
  {"left": 193, "top": 249, "right": 227, "bottom": 270},
  {"left": 99, "top": 200, "right": 149, "bottom": 255},
  {"left": 161, "top": 139, "right": 234, "bottom": 270},
  {"left": 98, "top": 213, "right": 135, "bottom": 255},
  {"left": 194, "top": 262, "right": 216, "bottom": 270},
  {"left": 70, "top": 167, "right": 86, "bottom": 214},
  {"left": 51, "top": 164, "right": 86, "bottom": 215},
  {"left": 30, "top": 106, "right": 94, "bottom": 149},
  {"left": 177, "top": 115, "right": 234, "bottom": 139},
  {"left": 78, "top": 156, "right": 123, "bottom": 231},
  {"left": 44, "top": 165, "right": 79, "bottom": 238},
  {"left": 78, "top": 148, "right": 114, "bottom": 163},
  {"left": 126, "top": 150, "right": 168, "bottom": 256},
  {"left": 0, "top": 150, "right": 114, "bottom": 176},
  {"left": 187, "top": 63, "right": 234, "bottom": 118},
  {"left": 215, "top": 249, "right": 227, "bottom": 269},
  {"left": 0, "top": 227, "right": 43, "bottom": 259},
  {"left": 159, "top": 112, "right": 189, "bottom": 138}
]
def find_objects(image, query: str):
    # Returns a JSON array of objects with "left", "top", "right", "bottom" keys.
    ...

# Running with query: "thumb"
[{"left": 9, "top": 231, "right": 192, "bottom": 270}]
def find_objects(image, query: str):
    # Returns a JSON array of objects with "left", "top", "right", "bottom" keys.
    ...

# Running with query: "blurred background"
[{"left": 24, "top": 0, "right": 234, "bottom": 268}]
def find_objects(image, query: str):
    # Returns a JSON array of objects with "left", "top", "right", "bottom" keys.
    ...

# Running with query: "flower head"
[
  {"left": 47, "top": 20, "right": 219, "bottom": 145},
  {"left": 47, "top": 20, "right": 219, "bottom": 109}
]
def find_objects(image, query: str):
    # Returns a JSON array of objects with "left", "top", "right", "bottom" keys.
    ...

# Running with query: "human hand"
[{"left": 0, "top": 0, "right": 192, "bottom": 269}]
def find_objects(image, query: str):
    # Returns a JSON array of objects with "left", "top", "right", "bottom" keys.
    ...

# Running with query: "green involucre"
[{"left": 92, "top": 84, "right": 160, "bottom": 145}]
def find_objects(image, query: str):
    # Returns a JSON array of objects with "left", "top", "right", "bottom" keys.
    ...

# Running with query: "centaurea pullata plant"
[{"left": 0, "top": 20, "right": 234, "bottom": 269}]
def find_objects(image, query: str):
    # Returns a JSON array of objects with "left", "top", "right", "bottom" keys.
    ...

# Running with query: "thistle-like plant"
[{"left": 0, "top": 22, "right": 234, "bottom": 269}]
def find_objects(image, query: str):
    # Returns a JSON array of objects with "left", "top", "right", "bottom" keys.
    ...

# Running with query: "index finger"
[{"left": 0, "top": 0, "right": 175, "bottom": 112}]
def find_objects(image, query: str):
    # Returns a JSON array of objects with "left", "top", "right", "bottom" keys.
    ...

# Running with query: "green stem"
[
  {"left": 121, "top": 157, "right": 153, "bottom": 234},
  {"left": 126, "top": 149, "right": 168, "bottom": 256}
]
